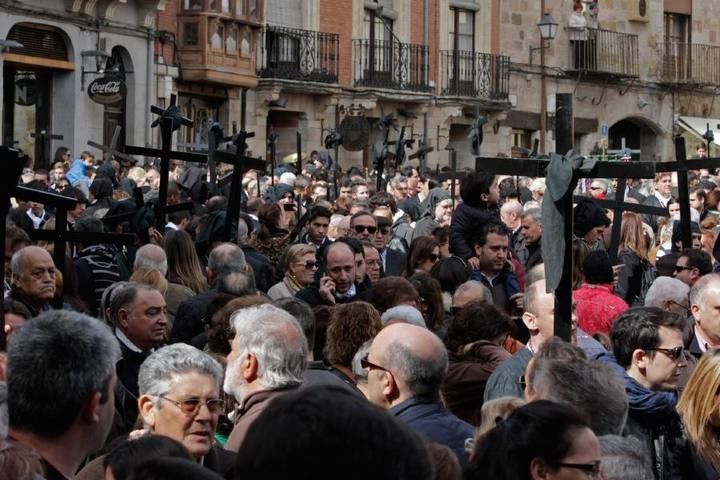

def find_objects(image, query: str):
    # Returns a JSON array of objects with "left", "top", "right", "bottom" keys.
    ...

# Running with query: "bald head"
[
  {"left": 452, "top": 280, "right": 492, "bottom": 308},
  {"left": 370, "top": 323, "right": 447, "bottom": 404}
]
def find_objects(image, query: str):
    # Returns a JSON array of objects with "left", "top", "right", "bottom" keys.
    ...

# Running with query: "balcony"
[
  {"left": 176, "top": 2, "right": 262, "bottom": 87},
  {"left": 352, "top": 39, "right": 431, "bottom": 92},
  {"left": 661, "top": 43, "right": 720, "bottom": 85},
  {"left": 439, "top": 50, "right": 510, "bottom": 102},
  {"left": 565, "top": 28, "right": 639, "bottom": 78},
  {"left": 258, "top": 26, "right": 339, "bottom": 83}
]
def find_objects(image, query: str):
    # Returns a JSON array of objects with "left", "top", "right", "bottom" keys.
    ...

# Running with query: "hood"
[
  {"left": 421, "top": 188, "right": 450, "bottom": 219},
  {"left": 264, "top": 183, "right": 294, "bottom": 204},
  {"left": 596, "top": 351, "right": 678, "bottom": 419},
  {"left": 66, "top": 159, "right": 88, "bottom": 185}
]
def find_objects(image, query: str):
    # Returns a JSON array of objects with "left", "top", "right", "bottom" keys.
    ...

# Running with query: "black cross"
[
  {"left": 30, "top": 130, "right": 64, "bottom": 170},
  {"left": 373, "top": 113, "right": 398, "bottom": 192},
  {"left": 267, "top": 128, "right": 278, "bottom": 187},
  {"left": 87, "top": 126, "right": 139, "bottom": 165},
  {"left": 123, "top": 94, "right": 208, "bottom": 228},
  {"left": 408, "top": 138, "right": 434, "bottom": 171},
  {"left": 177, "top": 123, "right": 229, "bottom": 184},
  {"left": 214, "top": 130, "right": 267, "bottom": 242},
  {"left": 654, "top": 137, "right": 720, "bottom": 249},
  {"left": 473, "top": 93, "right": 657, "bottom": 341},
  {"left": 573, "top": 179, "right": 667, "bottom": 263}
]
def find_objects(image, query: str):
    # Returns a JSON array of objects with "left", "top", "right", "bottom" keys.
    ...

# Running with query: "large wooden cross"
[
  {"left": 123, "top": 94, "right": 208, "bottom": 228},
  {"left": 655, "top": 137, "right": 720, "bottom": 249},
  {"left": 177, "top": 123, "right": 229, "bottom": 184},
  {"left": 87, "top": 126, "right": 139, "bottom": 165},
  {"left": 473, "top": 94, "right": 657, "bottom": 341},
  {"left": 31, "top": 130, "right": 64, "bottom": 171}
]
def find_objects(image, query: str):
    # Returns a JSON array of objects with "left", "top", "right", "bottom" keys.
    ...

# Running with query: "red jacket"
[{"left": 573, "top": 283, "right": 629, "bottom": 336}]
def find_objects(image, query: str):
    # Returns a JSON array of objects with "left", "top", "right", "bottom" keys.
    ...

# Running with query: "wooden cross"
[
  {"left": 177, "top": 123, "right": 229, "bottom": 184},
  {"left": 123, "top": 94, "right": 208, "bottom": 229},
  {"left": 654, "top": 137, "right": 720, "bottom": 249},
  {"left": 267, "top": 128, "right": 279, "bottom": 187},
  {"left": 87, "top": 126, "right": 139, "bottom": 165},
  {"left": 408, "top": 138, "right": 434, "bottom": 171},
  {"left": 214, "top": 130, "right": 267, "bottom": 242},
  {"left": 473, "top": 93, "right": 657, "bottom": 341},
  {"left": 30, "top": 130, "right": 64, "bottom": 170}
]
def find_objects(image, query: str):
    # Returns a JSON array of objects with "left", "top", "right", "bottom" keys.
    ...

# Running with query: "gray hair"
[
  {"left": 7, "top": 311, "right": 120, "bottom": 436},
  {"left": 138, "top": 344, "right": 223, "bottom": 398},
  {"left": 599, "top": 435, "right": 654, "bottom": 480},
  {"left": 274, "top": 297, "right": 316, "bottom": 352},
  {"left": 108, "top": 283, "right": 159, "bottom": 327},
  {"left": 384, "top": 339, "right": 448, "bottom": 401},
  {"left": 380, "top": 306, "right": 427, "bottom": 328},
  {"left": 521, "top": 208, "right": 542, "bottom": 223},
  {"left": 10, "top": 246, "right": 50, "bottom": 279},
  {"left": 529, "top": 358, "right": 628, "bottom": 436},
  {"left": 134, "top": 244, "right": 168, "bottom": 275},
  {"left": 352, "top": 340, "right": 373, "bottom": 384},
  {"left": 230, "top": 304, "right": 308, "bottom": 389},
  {"left": 389, "top": 175, "right": 408, "bottom": 189},
  {"left": 453, "top": 280, "right": 493, "bottom": 305},
  {"left": 645, "top": 276, "right": 690, "bottom": 308},
  {"left": 689, "top": 273, "right": 720, "bottom": 311},
  {"left": 98, "top": 281, "right": 131, "bottom": 325},
  {"left": 208, "top": 243, "right": 247, "bottom": 276},
  {"left": 218, "top": 271, "right": 256, "bottom": 296}
]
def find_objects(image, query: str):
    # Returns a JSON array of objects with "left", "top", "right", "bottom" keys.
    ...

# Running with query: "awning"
[{"left": 678, "top": 116, "right": 720, "bottom": 147}]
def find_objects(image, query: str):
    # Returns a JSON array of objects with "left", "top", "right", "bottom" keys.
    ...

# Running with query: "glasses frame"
[
  {"left": 645, "top": 346, "right": 685, "bottom": 362},
  {"left": 294, "top": 260, "right": 318, "bottom": 270},
  {"left": 360, "top": 355, "right": 392, "bottom": 376},
  {"left": 353, "top": 225, "right": 378, "bottom": 235},
  {"left": 555, "top": 461, "right": 601, "bottom": 475},
  {"left": 158, "top": 395, "right": 225, "bottom": 416}
]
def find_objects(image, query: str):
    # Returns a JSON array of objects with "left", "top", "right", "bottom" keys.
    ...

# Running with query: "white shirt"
[{"left": 115, "top": 328, "right": 143, "bottom": 353}]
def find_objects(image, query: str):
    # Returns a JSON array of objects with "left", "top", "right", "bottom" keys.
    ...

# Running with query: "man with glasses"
[
  {"left": 673, "top": 248, "right": 712, "bottom": 287},
  {"left": 608, "top": 307, "right": 687, "bottom": 480},
  {"left": 364, "top": 322, "right": 474, "bottom": 464},
  {"left": 348, "top": 211, "right": 378, "bottom": 242},
  {"left": 374, "top": 215, "right": 406, "bottom": 277},
  {"left": 689, "top": 273, "right": 720, "bottom": 358}
]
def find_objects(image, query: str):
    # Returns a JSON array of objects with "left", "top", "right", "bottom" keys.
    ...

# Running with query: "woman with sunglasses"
[
  {"left": 268, "top": 244, "right": 317, "bottom": 300},
  {"left": 136, "top": 344, "right": 236, "bottom": 478},
  {"left": 677, "top": 349, "right": 720, "bottom": 479},
  {"left": 404, "top": 236, "right": 440, "bottom": 277}
]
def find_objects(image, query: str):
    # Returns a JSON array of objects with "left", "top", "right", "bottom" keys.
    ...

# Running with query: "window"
[
  {"left": 249, "top": 0, "right": 258, "bottom": 18},
  {"left": 183, "top": 22, "right": 199, "bottom": 46},
  {"left": 449, "top": 8, "right": 474, "bottom": 51},
  {"left": 226, "top": 26, "right": 237, "bottom": 52},
  {"left": 211, "top": 24, "right": 224, "bottom": 49},
  {"left": 511, "top": 129, "right": 532, "bottom": 149},
  {"left": 236, "top": 0, "right": 245, "bottom": 15},
  {"left": 183, "top": 0, "right": 202, "bottom": 10}
]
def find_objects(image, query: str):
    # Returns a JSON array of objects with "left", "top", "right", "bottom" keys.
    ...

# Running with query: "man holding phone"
[{"left": 296, "top": 242, "right": 366, "bottom": 307}]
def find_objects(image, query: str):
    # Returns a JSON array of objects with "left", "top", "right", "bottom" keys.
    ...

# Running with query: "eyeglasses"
[
  {"left": 378, "top": 227, "right": 391, "bottom": 235},
  {"left": 673, "top": 265, "right": 694, "bottom": 273},
  {"left": 295, "top": 261, "right": 318, "bottom": 270},
  {"left": 646, "top": 346, "right": 685, "bottom": 361},
  {"left": 360, "top": 355, "right": 390, "bottom": 374},
  {"left": 555, "top": 461, "right": 601, "bottom": 477},
  {"left": 159, "top": 395, "right": 225, "bottom": 416},
  {"left": 354, "top": 225, "right": 377, "bottom": 235}
]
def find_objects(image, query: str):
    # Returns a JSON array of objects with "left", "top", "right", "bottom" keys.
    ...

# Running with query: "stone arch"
[
  {"left": 6, "top": 22, "right": 75, "bottom": 65},
  {"left": 608, "top": 115, "right": 665, "bottom": 160}
]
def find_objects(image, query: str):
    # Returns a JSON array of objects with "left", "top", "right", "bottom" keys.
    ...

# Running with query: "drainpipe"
[
  {"left": 146, "top": 30, "right": 154, "bottom": 147},
  {"left": 423, "top": 0, "right": 429, "bottom": 84}
]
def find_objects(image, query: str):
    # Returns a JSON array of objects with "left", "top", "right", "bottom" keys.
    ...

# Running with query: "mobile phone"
[{"left": 283, "top": 203, "right": 296, "bottom": 211}]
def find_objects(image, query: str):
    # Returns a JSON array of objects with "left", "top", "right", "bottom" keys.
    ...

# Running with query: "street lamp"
[
  {"left": 529, "top": 13, "right": 558, "bottom": 66},
  {"left": 527, "top": 11, "right": 558, "bottom": 155}
]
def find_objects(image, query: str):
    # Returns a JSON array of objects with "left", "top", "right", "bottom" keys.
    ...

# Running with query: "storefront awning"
[{"left": 678, "top": 116, "right": 720, "bottom": 147}]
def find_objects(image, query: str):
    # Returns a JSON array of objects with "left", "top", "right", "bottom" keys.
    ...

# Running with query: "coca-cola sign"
[{"left": 87, "top": 76, "right": 126, "bottom": 104}]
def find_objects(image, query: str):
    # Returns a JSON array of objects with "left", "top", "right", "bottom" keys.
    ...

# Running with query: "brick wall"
[
  {"left": 407, "top": 0, "right": 439, "bottom": 93},
  {"left": 320, "top": 0, "right": 353, "bottom": 86},
  {"left": 155, "top": 0, "right": 179, "bottom": 65}
]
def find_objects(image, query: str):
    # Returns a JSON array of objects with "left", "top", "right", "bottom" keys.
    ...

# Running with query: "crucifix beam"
[{"left": 88, "top": 126, "right": 139, "bottom": 165}]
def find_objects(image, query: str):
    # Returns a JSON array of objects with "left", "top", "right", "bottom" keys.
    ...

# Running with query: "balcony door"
[
  {"left": 448, "top": 8, "right": 476, "bottom": 95},
  {"left": 363, "top": 1, "right": 394, "bottom": 82},
  {"left": 664, "top": 13, "right": 690, "bottom": 81}
]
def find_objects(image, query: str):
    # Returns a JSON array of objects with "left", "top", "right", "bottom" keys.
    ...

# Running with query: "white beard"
[{"left": 223, "top": 360, "right": 248, "bottom": 405}]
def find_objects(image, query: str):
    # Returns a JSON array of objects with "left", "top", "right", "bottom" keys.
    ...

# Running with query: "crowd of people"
[{"left": 1, "top": 144, "right": 720, "bottom": 479}]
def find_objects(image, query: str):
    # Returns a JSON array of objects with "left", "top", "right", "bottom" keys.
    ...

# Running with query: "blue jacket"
[
  {"left": 66, "top": 159, "right": 90, "bottom": 193},
  {"left": 390, "top": 397, "right": 474, "bottom": 465}
]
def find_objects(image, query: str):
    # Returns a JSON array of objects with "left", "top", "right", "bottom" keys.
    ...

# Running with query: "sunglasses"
[
  {"left": 674, "top": 265, "right": 694, "bottom": 273},
  {"left": 159, "top": 395, "right": 225, "bottom": 416},
  {"left": 379, "top": 227, "right": 391, "bottom": 235},
  {"left": 646, "top": 346, "right": 685, "bottom": 361},
  {"left": 360, "top": 355, "right": 390, "bottom": 373},
  {"left": 354, "top": 225, "right": 377, "bottom": 235},
  {"left": 295, "top": 261, "right": 318, "bottom": 270}
]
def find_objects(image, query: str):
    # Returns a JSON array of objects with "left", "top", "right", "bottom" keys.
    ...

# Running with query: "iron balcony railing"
[
  {"left": 567, "top": 28, "right": 639, "bottom": 77},
  {"left": 259, "top": 25, "right": 339, "bottom": 83},
  {"left": 439, "top": 50, "right": 510, "bottom": 101},
  {"left": 352, "top": 39, "right": 431, "bottom": 92},
  {"left": 661, "top": 42, "right": 720, "bottom": 85}
]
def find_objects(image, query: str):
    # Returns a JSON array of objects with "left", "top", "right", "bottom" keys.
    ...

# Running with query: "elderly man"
[
  {"left": 366, "top": 322, "right": 474, "bottom": 464},
  {"left": 296, "top": 242, "right": 366, "bottom": 307},
  {"left": 109, "top": 283, "right": 168, "bottom": 434},
  {"left": 171, "top": 242, "right": 248, "bottom": 343},
  {"left": 348, "top": 211, "right": 378, "bottom": 243},
  {"left": 134, "top": 244, "right": 194, "bottom": 325},
  {"left": 224, "top": 304, "right": 308, "bottom": 452},
  {"left": 520, "top": 208, "right": 543, "bottom": 270},
  {"left": 452, "top": 280, "right": 493, "bottom": 309},
  {"left": 8, "top": 246, "right": 56, "bottom": 318},
  {"left": 361, "top": 240, "right": 381, "bottom": 283},
  {"left": 689, "top": 273, "right": 720, "bottom": 356},
  {"left": 644, "top": 276, "right": 690, "bottom": 314},
  {"left": 7, "top": 311, "right": 120, "bottom": 479}
]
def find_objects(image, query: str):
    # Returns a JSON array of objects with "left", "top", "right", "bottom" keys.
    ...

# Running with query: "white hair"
[
  {"left": 134, "top": 244, "right": 168, "bottom": 275},
  {"left": 229, "top": 304, "right": 308, "bottom": 389},
  {"left": 380, "top": 306, "right": 427, "bottom": 328},
  {"left": 644, "top": 277, "right": 690, "bottom": 309},
  {"left": 138, "top": 344, "right": 223, "bottom": 398}
]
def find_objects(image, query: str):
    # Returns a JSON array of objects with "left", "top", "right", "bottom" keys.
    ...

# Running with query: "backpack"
[{"left": 635, "top": 260, "right": 657, "bottom": 306}]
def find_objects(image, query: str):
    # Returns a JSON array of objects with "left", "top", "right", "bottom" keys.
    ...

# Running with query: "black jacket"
[
  {"left": 449, "top": 202, "right": 496, "bottom": 260},
  {"left": 170, "top": 288, "right": 217, "bottom": 344},
  {"left": 382, "top": 248, "right": 406, "bottom": 277},
  {"left": 243, "top": 246, "right": 276, "bottom": 293},
  {"left": 295, "top": 281, "right": 367, "bottom": 308}
]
